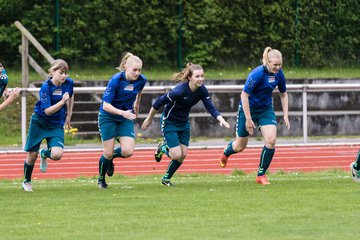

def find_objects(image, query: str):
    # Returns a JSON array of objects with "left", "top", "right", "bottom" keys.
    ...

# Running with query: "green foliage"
[{"left": 0, "top": 0, "right": 359, "bottom": 68}]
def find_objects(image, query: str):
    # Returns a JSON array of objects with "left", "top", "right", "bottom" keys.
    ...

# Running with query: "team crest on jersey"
[
  {"left": 268, "top": 76, "right": 275, "bottom": 83},
  {"left": 124, "top": 84, "right": 134, "bottom": 91},
  {"left": 53, "top": 89, "right": 63, "bottom": 95}
]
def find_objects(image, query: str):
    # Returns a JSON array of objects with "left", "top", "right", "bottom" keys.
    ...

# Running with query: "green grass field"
[{"left": 1, "top": 171, "right": 359, "bottom": 240}]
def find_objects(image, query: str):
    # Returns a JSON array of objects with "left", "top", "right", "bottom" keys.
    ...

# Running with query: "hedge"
[{"left": 0, "top": 0, "right": 359, "bottom": 68}]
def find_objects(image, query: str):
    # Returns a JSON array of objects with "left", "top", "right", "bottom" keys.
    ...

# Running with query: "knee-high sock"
[
  {"left": 162, "top": 144, "right": 170, "bottom": 158},
  {"left": 24, "top": 161, "right": 34, "bottom": 182},
  {"left": 41, "top": 149, "right": 51, "bottom": 159},
  {"left": 163, "top": 160, "right": 182, "bottom": 180},
  {"left": 223, "top": 141, "right": 236, "bottom": 157},
  {"left": 113, "top": 147, "right": 123, "bottom": 158},
  {"left": 354, "top": 150, "right": 360, "bottom": 170},
  {"left": 258, "top": 146, "right": 275, "bottom": 176},
  {"left": 98, "top": 155, "right": 112, "bottom": 181}
]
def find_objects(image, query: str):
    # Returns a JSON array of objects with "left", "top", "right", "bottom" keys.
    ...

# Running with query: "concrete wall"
[{"left": 85, "top": 78, "right": 360, "bottom": 139}]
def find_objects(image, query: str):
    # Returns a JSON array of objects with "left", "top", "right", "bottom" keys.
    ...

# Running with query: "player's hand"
[
  {"left": 141, "top": 118, "right": 152, "bottom": 130},
  {"left": 219, "top": 119, "right": 230, "bottom": 128},
  {"left": 284, "top": 115, "right": 290, "bottom": 130},
  {"left": 61, "top": 92, "right": 70, "bottom": 104},
  {"left": 122, "top": 110, "right": 136, "bottom": 120},
  {"left": 245, "top": 118, "right": 255, "bottom": 135},
  {"left": 8, "top": 88, "right": 20, "bottom": 101}
]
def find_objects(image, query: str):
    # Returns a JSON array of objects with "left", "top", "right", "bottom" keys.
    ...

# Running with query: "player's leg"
[
  {"left": 97, "top": 115, "right": 117, "bottom": 188},
  {"left": 22, "top": 151, "right": 38, "bottom": 192},
  {"left": 154, "top": 115, "right": 169, "bottom": 162},
  {"left": 256, "top": 124, "right": 276, "bottom": 185},
  {"left": 161, "top": 123, "right": 189, "bottom": 186},
  {"left": 39, "top": 130, "right": 65, "bottom": 172},
  {"left": 350, "top": 150, "right": 360, "bottom": 182},
  {"left": 220, "top": 107, "right": 249, "bottom": 167},
  {"left": 98, "top": 138, "right": 115, "bottom": 188}
]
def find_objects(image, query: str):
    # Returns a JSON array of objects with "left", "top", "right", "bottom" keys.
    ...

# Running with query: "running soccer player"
[
  {"left": 219, "top": 47, "right": 290, "bottom": 185},
  {"left": 141, "top": 62, "right": 230, "bottom": 186},
  {"left": 22, "top": 59, "right": 74, "bottom": 192},
  {"left": 97, "top": 52, "right": 146, "bottom": 189}
]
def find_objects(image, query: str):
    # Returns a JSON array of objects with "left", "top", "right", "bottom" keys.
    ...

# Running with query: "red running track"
[{"left": 0, "top": 144, "right": 359, "bottom": 179}]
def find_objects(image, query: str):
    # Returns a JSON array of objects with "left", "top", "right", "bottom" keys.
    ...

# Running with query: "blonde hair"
[
  {"left": 262, "top": 47, "right": 282, "bottom": 65},
  {"left": 171, "top": 62, "right": 203, "bottom": 83},
  {"left": 116, "top": 52, "right": 142, "bottom": 71},
  {"left": 48, "top": 59, "right": 69, "bottom": 77}
]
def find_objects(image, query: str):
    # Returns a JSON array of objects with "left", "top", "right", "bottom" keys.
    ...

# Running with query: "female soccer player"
[
  {"left": 141, "top": 62, "right": 230, "bottom": 186},
  {"left": 97, "top": 53, "right": 146, "bottom": 189},
  {"left": 22, "top": 59, "right": 74, "bottom": 191},
  {"left": 219, "top": 47, "right": 290, "bottom": 185}
]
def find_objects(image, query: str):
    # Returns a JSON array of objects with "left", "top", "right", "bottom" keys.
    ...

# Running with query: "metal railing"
[{"left": 12, "top": 83, "right": 360, "bottom": 148}]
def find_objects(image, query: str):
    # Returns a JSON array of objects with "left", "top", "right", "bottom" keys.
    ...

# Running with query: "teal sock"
[
  {"left": 162, "top": 144, "right": 170, "bottom": 158},
  {"left": 163, "top": 160, "right": 182, "bottom": 180},
  {"left": 41, "top": 149, "right": 51, "bottom": 159},
  {"left": 223, "top": 141, "right": 236, "bottom": 157},
  {"left": 113, "top": 147, "right": 123, "bottom": 158},
  {"left": 98, "top": 155, "right": 112, "bottom": 181},
  {"left": 258, "top": 146, "right": 275, "bottom": 176},
  {"left": 354, "top": 150, "right": 360, "bottom": 170},
  {"left": 24, "top": 161, "right": 34, "bottom": 182}
]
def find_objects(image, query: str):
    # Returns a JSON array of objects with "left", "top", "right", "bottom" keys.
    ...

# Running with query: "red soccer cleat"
[
  {"left": 256, "top": 175, "right": 270, "bottom": 185},
  {"left": 219, "top": 153, "right": 228, "bottom": 168}
]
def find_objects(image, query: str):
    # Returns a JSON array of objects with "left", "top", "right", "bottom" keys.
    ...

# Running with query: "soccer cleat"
[
  {"left": 22, "top": 181, "right": 33, "bottom": 192},
  {"left": 154, "top": 141, "right": 164, "bottom": 162},
  {"left": 219, "top": 152, "right": 228, "bottom": 168},
  {"left": 256, "top": 175, "right": 270, "bottom": 185},
  {"left": 107, "top": 161, "right": 115, "bottom": 177},
  {"left": 98, "top": 180, "right": 108, "bottom": 189},
  {"left": 350, "top": 162, "right": 360, "bottom": 182},
  {"left": 39, "top": 149, "right": 48, "bottom": 173},
  {"left": 161, "top": 179, "right": 174, "bottom": 187}
]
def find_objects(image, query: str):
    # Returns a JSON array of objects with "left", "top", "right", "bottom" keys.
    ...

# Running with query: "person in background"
[
  {"left": 350, "top": 155, "right": 360, "bottom": 182},
  {"left": 219, "top": 47, "right": 290, "bottom": 185},
  {"left": 141, "top": 62, "right": 230, "bottom": 186},
  {"left": 22, "top": 59, "right": 74, "bottom": 191},
  {"left": 97, "top": 53, "right": 146, "bottom": 189},
  {"left": 0, "top": 63, "right": 20, "bottom": 110},
  {"left": 0, "top": 63, "right": 10, "bottom": 100}
]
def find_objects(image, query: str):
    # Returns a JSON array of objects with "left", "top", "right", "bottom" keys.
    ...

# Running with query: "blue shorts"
[
  {"left": 24, "top": 113, "right": 64, "bottom": 152},
  {"left": 160, "top": 115, "right": 190, "bottom": 148},
  {"left": 98, "top": 113, "right": 135, "bottom": 141},
  {"left": 236, "top": 104, "right": 277, "bottom": 137}
]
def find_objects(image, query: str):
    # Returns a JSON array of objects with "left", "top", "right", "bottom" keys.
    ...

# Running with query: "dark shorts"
[
  {"left": 160, "top": 115, "right": 190, "bottom": 148},
  {"left": 236, "top": 104, "right": 277, "bottom": 137},
  {"left": 24, "top": 113, "right": 64, "bottom": 152},
  {"left": 98, "top": 113, "right": 135, "bottom": 141}
]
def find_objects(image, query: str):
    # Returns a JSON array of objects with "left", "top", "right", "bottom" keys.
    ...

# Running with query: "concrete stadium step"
[
  {"left": 71, "top": 121, "right": 99, "bottom": 132},
  {"left": 73, "top": 101, "right": 100, "bottom": 111},
  {"left": 71, "top": 111, "right": 98, "bottom": 121}
]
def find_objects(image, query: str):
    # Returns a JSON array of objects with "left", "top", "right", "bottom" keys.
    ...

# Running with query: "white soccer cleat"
[
  {"left": 39, "top": 149, "right": 48, "bottom": 173},
  {"left": 22, "top": 181, "right": 33, "bottom": 192},
  {"left": 350, "top": 162, "right": 360, "bottom": 182}
]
